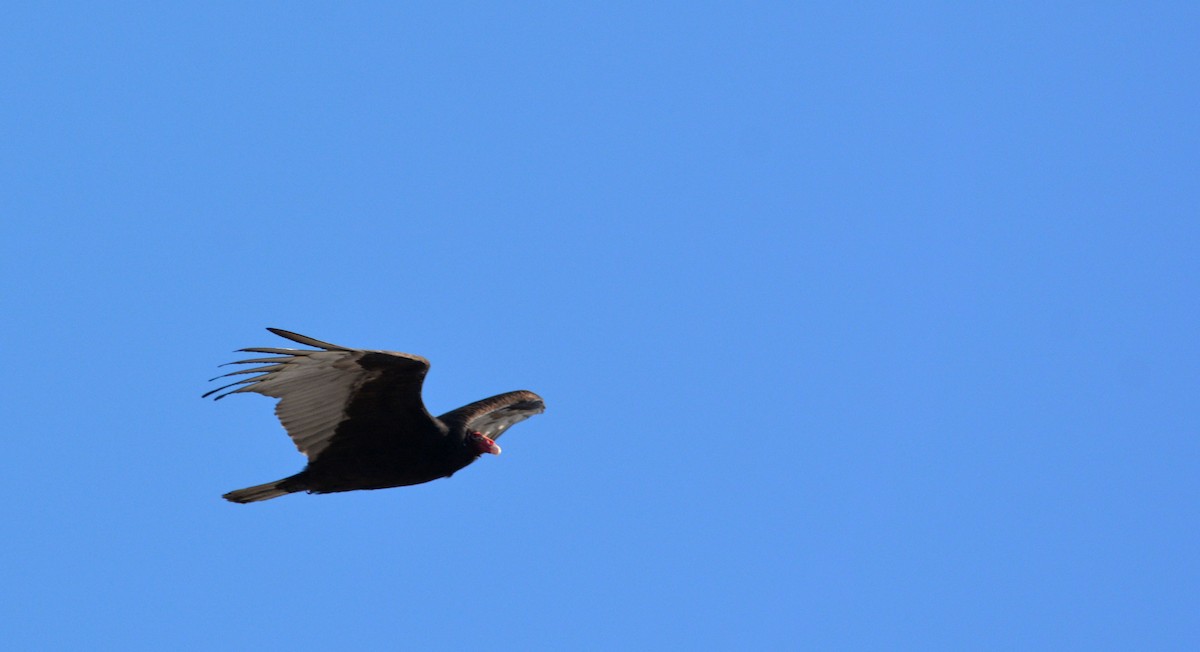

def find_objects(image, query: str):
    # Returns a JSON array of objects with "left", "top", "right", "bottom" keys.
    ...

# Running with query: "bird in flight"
[{"left": 205, "top": 328, "right": 545, "bottom": 503}]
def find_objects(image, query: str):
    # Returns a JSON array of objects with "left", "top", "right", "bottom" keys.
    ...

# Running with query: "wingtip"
[
  {"left": 265, "top": 328, "right": 350, "bottom": 351},
  {"left": 514, "top": 390, "right": 547, "bottom": 412}
]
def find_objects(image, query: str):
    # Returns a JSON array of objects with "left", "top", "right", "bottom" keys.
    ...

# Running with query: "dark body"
[{"left": 280, "top": 421, "right": 464, "bottom": 495}]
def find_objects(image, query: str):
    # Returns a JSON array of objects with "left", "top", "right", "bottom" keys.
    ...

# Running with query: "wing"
[
  {"left": 205, "top": 328, "right": 435, "bottom": 460},
  {"left": 437, "top": 390, "right": 545, "bottom": 441}
]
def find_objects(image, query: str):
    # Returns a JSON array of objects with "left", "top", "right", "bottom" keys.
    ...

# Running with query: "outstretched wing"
[
  {"left": 437, "top": 390, "right": 545, "bottom": 441},
  {"left": 205, "top": 328, "right": 435, "bottom": 460}
]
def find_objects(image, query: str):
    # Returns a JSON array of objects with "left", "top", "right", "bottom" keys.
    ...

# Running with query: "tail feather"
[{"left": 223, "top": 478, "right": 299, "bottom": 503}]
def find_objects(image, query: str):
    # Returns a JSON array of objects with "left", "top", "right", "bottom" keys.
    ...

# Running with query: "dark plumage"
[{"left": 206, "top": 328, "right": 545, "bottom": 503}]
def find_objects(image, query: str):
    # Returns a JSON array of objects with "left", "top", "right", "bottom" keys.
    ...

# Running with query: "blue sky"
[{"left": 1, "top": 3, "right": 1196, "bottom": 649}]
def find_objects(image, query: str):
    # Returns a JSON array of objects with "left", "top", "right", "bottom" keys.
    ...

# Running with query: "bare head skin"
[{"left": 468, "top": 431, "right": 501, "bottom": 456}]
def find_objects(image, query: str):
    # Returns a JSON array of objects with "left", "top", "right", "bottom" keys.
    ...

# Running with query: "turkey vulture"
[{"left": 205, "top": 328, "right": 545, "bottom": 503}]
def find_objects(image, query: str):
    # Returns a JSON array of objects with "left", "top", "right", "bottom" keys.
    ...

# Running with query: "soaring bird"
[{"left": 206, "top": 328, "right": 545, "bottom": 503}]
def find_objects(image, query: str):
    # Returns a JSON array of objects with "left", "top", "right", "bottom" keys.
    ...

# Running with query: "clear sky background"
[{"left": 2, "top": 3, "right": 1196, "bottom": 650}]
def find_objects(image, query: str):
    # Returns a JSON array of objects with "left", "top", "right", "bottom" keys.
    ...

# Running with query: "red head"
[{"left": 468, "top": 431, "right": 502, "bottom": 456}]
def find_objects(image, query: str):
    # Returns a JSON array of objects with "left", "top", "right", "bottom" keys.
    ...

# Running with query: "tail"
[{"left": 223, "top": 477, "right": 301, "bottom": 503}]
